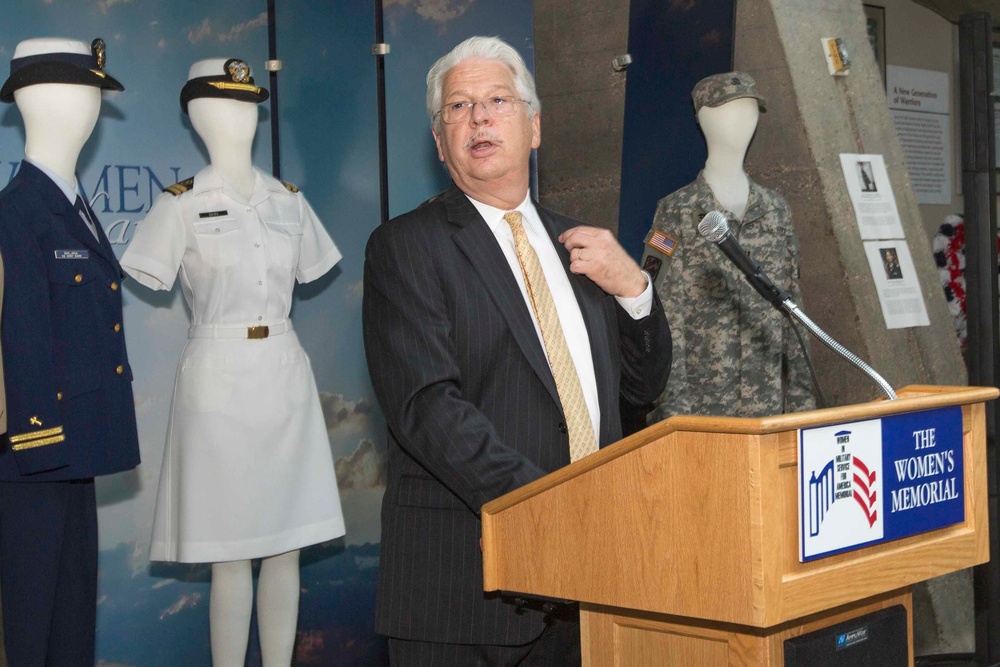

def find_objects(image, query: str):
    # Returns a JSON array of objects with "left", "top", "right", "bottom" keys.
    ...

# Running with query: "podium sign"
[{"left": 799, "top": 406, "right": 964, "bottom": 562}]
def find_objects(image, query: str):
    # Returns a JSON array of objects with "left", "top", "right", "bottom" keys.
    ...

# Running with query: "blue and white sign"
[{"left": 799, "top": 406, "right": 964, "bottom": 562}]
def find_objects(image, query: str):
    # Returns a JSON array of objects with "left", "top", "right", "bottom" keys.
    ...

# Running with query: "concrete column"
[
  {"left": 533, "top": 0, "right": 630, "bottom": 231},
  {"left": 735, "top": 0, "right": 967, "bottom": 407}
]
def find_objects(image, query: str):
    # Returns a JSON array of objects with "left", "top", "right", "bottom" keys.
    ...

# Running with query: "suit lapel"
[
  {"left": 536, "top": 205, "right": 615, "bottom": 444},
  {"left": 445, "top": 187, "right": 561, "bottom": 407}
]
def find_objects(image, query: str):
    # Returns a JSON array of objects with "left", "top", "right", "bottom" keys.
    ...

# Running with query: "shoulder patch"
[
  {"left": 163, "top": 177, "right": 194, "bottom": 196},
  {"left": 281, "top": 181, "right": 299, "bottom": 193},
  {"left": 642, "top": 254, "right": 663, "bottom": 282},
  {"left": 646, "top": 229, "right": 677, "bottom": 257}
]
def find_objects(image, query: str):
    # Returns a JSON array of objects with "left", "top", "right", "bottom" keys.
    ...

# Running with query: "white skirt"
[{"left": 149, "top": 327, "right": 345, "bottom": 563}]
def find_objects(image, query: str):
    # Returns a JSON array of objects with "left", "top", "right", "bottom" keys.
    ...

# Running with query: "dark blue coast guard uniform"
[{"left": 0, "top": 160, "right": 141, "bottom": 666}]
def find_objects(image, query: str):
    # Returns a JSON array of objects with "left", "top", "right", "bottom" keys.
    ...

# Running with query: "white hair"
[{"left": 426, "top": 36, "right": 540, "bottom": 128}]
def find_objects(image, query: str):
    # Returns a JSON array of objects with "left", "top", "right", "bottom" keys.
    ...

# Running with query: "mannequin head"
[
  {"left": 182, "top": 58, "right": 264, "bottom": 199},
  {"left": 697, "top": 97, "right": 759, "bottom": 161},
  {"left": 690, "top": 71, "right": 766, "bottom": 171},
  {"left": 6, "top": 37, "right": 120, "bottom": 184},
  {"left": 690, "top": 71, "right": 767, "bottom": 218},
  {"left": 185, "top": 58, "right": 260, "bottom": 157},
  {"left": 188, "top": 96, "right": 259, "bottom": 156}
]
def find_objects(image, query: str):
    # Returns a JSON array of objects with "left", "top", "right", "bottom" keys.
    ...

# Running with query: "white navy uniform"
[{"left": 121, "top": 165, "right": 345, "bottom": 562}]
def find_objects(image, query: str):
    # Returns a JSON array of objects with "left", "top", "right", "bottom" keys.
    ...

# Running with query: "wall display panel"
[
  {"left": 272, "top": 1, "right": 386, "bottom": 665},
  {"left": 0, "top": 3, "right": 270, "bottom": 665},
  {"left": 0, "top": 1, "right": 535, "bottom": 664},
  {"left": 618, "top": 0, "right": 735, "bottom": 260},
  {"left": 382, "top": 0, "right": 535, "bottom": 218}
]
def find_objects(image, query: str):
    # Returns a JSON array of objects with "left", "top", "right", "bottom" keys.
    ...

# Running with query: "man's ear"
[{"left": 432, "top": 127, "right": 446, "bottom": 162}]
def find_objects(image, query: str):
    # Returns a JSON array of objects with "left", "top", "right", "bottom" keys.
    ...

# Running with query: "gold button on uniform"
[
  {"left": 74, "top": 274, "right": 83, "bottom": 283},
  {"left": 57, "top": 392, "right": 63, "bottom": 401},
  {"left": 113, "top": 323, "right": 121, "bottom": 333},
  {"left": 110, "top": 281, "right": 119, "bottom": 291},
  {"left": 115, "top": 365, "right": 124, "bottom": 375}
]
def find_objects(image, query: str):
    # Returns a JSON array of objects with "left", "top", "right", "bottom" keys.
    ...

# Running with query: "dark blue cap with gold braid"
[
  {"left": 179, "top": 58, "right": 268, "bottom": 114},
  {"left": 1, "top": 37, "right": 124, "bottom": 103}
]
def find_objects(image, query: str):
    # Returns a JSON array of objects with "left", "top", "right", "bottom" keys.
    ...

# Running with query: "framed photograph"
[{"left": 864, "top": 5, "right": 886, "bottom": 85}]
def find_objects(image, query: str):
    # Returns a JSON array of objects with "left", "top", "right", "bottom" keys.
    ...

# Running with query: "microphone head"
[{"left": 697, "top": 210, "right": 730, "bottom": 243}]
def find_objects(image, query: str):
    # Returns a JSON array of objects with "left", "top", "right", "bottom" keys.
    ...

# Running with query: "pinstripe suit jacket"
[{"left": 363, "top": 186, "right": 671, "bottom": 646}]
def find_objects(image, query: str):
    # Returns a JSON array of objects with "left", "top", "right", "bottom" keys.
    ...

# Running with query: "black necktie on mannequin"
[{"left": 73, "top": 195, "right": 100, "bottom": 241}]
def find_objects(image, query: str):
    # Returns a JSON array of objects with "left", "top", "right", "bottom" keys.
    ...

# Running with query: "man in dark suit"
[
  {"left": 363, "top": 36, "right": 671, "bottom": 666},
  {"left": 0, "top": 38, "right": 140, "bottom": 666}
]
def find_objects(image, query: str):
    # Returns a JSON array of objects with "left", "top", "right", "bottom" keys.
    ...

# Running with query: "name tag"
[
  {"left": 199, "top": 210, "right": 229, "bottom": 218},
  {"left": 54, "top": 249, "right": 89, "bottom": 260}
]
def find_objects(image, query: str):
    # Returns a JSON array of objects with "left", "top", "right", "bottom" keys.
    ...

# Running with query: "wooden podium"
[{"left": 480, "top": 385, "right": 998, "bottom": 666}]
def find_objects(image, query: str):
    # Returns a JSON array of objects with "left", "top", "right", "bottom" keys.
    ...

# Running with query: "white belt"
[{"left": 188, "top": 320, "right": 293, "bottom": 340}]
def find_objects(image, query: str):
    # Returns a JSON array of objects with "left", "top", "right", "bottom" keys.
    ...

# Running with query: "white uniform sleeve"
[
  {"left": 295, "top": 192, "right": 341, "bottom": 284},
  {"left": 120, "top": 193, "right": 186, "bottom": 291}
]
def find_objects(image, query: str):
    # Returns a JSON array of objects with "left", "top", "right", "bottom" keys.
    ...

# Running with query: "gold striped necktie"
[{"left": 504, "top": 210, "right": 598, "bottom": 462}]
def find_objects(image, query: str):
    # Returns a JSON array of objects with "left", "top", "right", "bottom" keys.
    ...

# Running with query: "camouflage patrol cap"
[{"left": 691, "top": 71, "right": 767, "bottom": 115}]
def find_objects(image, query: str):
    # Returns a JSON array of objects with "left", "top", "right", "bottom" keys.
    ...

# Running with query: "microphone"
[
  {"left": 697, "top": 210, "right": 897, "bottom": 401},
  {"left": 697, "top": 211, "right": 790, "bottom": 309}
]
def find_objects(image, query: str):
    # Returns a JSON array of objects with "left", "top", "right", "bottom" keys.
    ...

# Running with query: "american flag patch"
[{"left": 646, "top": 230, "right": 677, "bottom": 256}]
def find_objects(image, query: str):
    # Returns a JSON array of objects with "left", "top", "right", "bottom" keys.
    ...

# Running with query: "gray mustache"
[{"left": 464, "top": 131, "right": 504, "bottom": 150}]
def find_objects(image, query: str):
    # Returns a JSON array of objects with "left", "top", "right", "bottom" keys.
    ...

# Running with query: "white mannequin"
[
  {"left": 187, "top": 83, "right": 300, "bottom": 667},
  {"left": 13, "top": 38, "right": 102, "bottom": 186},
  {"left": 697, "top": 96, "right": 759, "bottom": 221},
  {"left": 187, "top": 98, "right": 256, "bottom": 201}
]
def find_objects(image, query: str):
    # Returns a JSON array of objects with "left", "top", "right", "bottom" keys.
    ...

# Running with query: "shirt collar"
[
  {"left": 692, "top": 171, "right": 767, "bottom": 223},
  {"left": 24, "top": 159, "right": 79, "bottom": 204},
  {"left": 191, "top": 164, "right": 285, "bottom": 205},
  {"left": 465, "top": 192, "right": 541, "bottom": 235}
]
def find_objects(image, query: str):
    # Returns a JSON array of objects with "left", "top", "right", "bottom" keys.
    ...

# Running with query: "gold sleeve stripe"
[
  {"left": 9, "top": 426, "right": 64, "bottom": 444},
  {"left": 12, "top": 434, "right": 66, "bottom": 451}
]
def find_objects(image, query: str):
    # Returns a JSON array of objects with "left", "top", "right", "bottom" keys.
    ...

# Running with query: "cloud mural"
[
  {"left": 1, "top": 1, "right": 532, "bottom": 663},
  {"left": 186, "top": 18, "right": 212, "bottom": 44},
  {"left": 320, "top": 392, "right": 374, "bottom": 435},
  {"left": 385, "top": 0, "right": 476, "bottom": 24},
  {"left": 185, "top": 13, "right": 268, "bottom": 45},
  {"left": 219, "top": 12, "right": 268, "bottom": 42},
  {"left": 98, "top": 0, "right": 134, "bottom": 15},
  {"left": 335, "top": 439, "right": 387, "bottom": 492}
]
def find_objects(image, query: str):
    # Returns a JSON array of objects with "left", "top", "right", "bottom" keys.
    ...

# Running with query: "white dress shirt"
[{"left": 468, "top": 193, "right": 653, "bottom": 439}]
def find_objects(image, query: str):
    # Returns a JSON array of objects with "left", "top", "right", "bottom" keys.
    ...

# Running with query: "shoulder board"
[
  {"left": 281, "top": 181, "right": 299, "bottom": 193},
  {"left": 163, "top": 177, "right": 194, "bottom": 196}
]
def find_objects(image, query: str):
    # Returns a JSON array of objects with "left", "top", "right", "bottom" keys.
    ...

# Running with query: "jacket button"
[
  {"left": 113, "top": 322, "right": 121, "bottom": 333},
  {"left": 115, "top": 365, "right": 124, "bottom": 375},
  {"left": 74, "top": 274, "right": 83, "bottom": 283},
  {"left": 57, "top": 391, "right": 63, "bottom": 401},
  {"left": 558, "top": 422, "right": 567, "bottom": 434},
  {"left": 110, "top": 281, "right": 119, "bottom": 291}
]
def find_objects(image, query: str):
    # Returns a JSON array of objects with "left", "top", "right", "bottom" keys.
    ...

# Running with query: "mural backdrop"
[{"left": 0, "top": 1, "right": 530, "bottom": 665}]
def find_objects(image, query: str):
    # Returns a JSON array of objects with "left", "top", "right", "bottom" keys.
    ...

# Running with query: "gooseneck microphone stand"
[{"left": 698, "top": 210, "right": 897, "bottom": 401}]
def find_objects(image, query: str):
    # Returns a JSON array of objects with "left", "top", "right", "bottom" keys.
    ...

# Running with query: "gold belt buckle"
[{"left": 247, "top": 325, "right": 269, "bottom": 339}]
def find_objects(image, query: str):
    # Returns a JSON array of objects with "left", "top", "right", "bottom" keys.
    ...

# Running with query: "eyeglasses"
[{"left": 435, "top": 96, "right": 528, "bottom": 124}]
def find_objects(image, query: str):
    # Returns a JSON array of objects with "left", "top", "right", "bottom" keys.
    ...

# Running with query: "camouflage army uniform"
[{"left": 642, "top": 172, "right": 815, "bottom": 420}]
